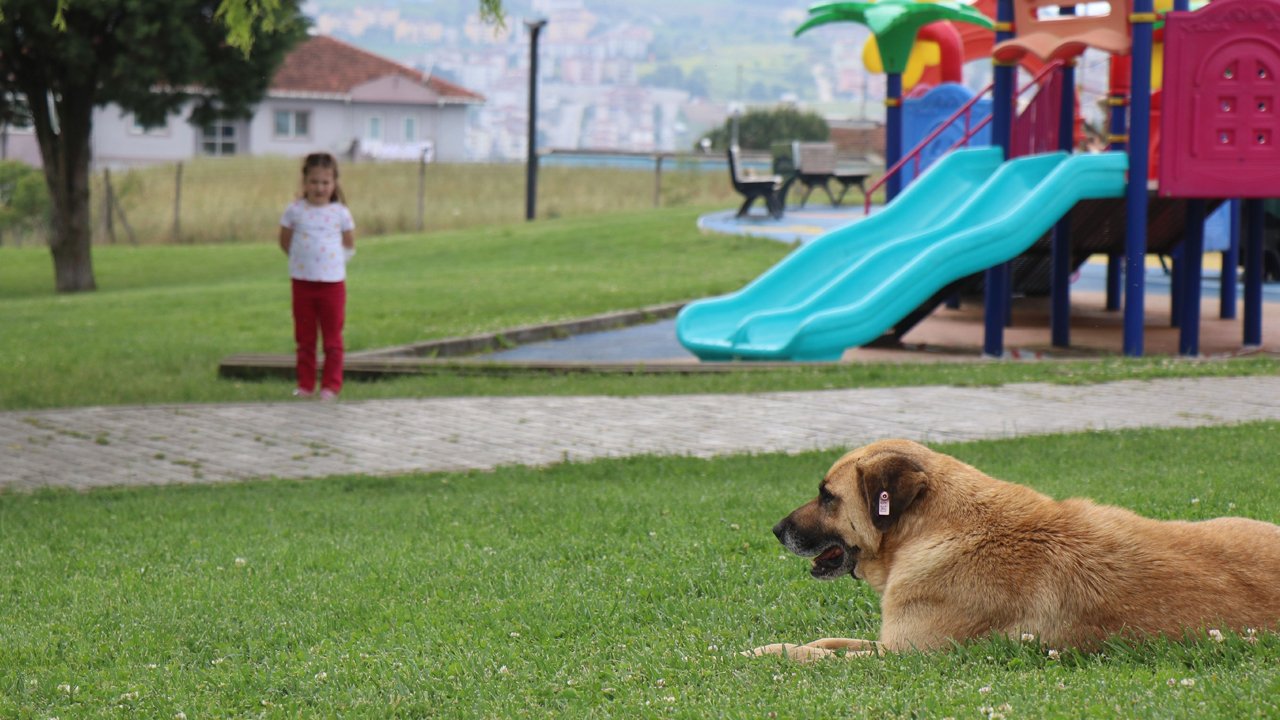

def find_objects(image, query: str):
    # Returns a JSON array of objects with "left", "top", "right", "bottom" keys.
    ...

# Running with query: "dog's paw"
[{"left": 741, "top": 643, "right": 836, "bottom": 662}]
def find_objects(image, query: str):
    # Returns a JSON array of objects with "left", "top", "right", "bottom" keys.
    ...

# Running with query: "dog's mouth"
[{"left": 811, "top": 543, "right": 856, "bottom": 579}]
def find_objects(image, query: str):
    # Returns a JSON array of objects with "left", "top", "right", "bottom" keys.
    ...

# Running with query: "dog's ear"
[{"left": 857, "top": 451, "right": 927, "bottom": 533}]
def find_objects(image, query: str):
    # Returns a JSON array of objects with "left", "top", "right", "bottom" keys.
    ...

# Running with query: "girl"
[{"left": 279, "top": 152, "right": 356, "bottom": 400}]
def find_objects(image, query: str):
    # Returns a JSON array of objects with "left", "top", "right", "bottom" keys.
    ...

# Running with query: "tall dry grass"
[{"left": 69, "top": 156, "right": 742, "bottom": 246}]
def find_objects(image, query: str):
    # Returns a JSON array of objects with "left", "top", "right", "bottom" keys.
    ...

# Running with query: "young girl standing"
[{"left": 279, "top": 152, "right": 356, "bottom": 400}]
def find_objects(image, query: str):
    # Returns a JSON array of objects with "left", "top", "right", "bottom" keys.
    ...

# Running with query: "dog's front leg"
[
  {"left": 741, "top": 643, "right": 836, "bottom": 662},
  {"left": 804, "top": 637, "right": 884, "bottom": 655},
  {"left": 742, "top": 638, "right": 881, "bottom": 662}
]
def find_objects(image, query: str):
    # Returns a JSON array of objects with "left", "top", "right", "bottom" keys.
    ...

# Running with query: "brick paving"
[{"left": 2, "top": 375, "right": 1279, "bottom": 492}]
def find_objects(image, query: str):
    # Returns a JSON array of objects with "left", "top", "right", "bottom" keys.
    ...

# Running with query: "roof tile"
[{"left": 271, "top": 35, "right": 484, "bottom": 102}]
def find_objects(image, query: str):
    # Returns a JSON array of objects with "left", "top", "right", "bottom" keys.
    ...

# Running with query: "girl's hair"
[{"left": 301, "top": 152, "right": 346, "bottom": 204}]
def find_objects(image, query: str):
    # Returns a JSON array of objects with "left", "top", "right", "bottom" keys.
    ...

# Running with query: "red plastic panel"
[{"left": 1160, "top": 0, "right": 1280, "bottom": 198}]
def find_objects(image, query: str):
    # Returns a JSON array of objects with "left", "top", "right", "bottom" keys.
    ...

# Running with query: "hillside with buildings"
[{"left": 305, "top": 0, "right": 888, "bottom": 160}]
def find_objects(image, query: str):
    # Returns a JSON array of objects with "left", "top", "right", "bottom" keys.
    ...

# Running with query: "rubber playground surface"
[{"left": 485, "top": 202, "right": 1280, "bottom": 363}]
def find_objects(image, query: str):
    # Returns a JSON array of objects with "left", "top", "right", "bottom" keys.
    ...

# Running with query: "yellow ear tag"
[{"left": 878, "top": 491, "right": 891, "bottom": 516}]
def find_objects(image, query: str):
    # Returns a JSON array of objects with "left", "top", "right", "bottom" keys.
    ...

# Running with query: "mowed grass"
[
  {"left": 0, "top": 208, "right": 786, "bottom": 409},
  {"left": 4, "top": 425, "right": 1280, "bottom": 718},
  {"left": 4, "top": 206, "right": 1280, "bottom": 411}
]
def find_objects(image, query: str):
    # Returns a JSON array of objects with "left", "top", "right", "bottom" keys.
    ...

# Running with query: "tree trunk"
[{"left": 30, "top": 85, "right": 97, "bottom": 293}]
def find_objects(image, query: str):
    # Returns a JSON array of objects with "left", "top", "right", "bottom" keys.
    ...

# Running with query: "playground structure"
[{"left": 678, "top": 0, "right": 1280, "bottom": 361}]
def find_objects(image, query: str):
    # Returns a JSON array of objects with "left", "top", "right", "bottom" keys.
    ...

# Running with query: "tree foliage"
[{"left": 702, "top": 106, "right": 829, "bottom": 151}]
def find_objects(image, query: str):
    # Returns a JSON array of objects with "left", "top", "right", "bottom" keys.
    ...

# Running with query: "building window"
[
  {"left": 201, "top": 121, "right": 238, "bottom": 156},
  {"left": 366, "top": 116, "right": 382, "bottom": 141},
  {"left": 273, "top": 109, "right": 310, "bottom": 139},
  {"left": 404, "top": 117, "right": 416, "bottom": 142}
]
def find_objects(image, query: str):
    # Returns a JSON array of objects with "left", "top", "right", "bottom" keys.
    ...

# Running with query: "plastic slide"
[{"left": 677, "top": 150, "right": 1128, "bottom": 361}]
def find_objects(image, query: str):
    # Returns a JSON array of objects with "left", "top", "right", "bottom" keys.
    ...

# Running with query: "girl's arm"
[
  {"left": 279, "top": 226, "right": 293, "bottom": 255},
  {"left": 342, "top": 229, "right": 354, "bottom": 249}
]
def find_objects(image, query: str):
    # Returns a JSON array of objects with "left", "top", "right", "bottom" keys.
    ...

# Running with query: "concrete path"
[{"left": 3, "top": 375, "right": 1279, "bottom": 492}]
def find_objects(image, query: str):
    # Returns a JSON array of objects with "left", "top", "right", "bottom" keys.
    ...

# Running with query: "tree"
[
  {"left": 0, "top": 1, "right": 309, "bottom": 292},
  {"left": 702, "top": 106, "right": 830, "bottom": 152}
]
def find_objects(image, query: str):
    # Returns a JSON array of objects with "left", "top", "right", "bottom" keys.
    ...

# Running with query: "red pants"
[{"left": 291, "top": 279, "right": 346, "bottom": 394}]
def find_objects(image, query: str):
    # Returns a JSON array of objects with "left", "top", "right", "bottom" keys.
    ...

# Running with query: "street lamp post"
[{"left": 524, "top": 18, "right": 547, "bottom": 221}]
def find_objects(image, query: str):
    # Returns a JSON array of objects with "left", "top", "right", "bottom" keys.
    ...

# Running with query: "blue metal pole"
[
  {"left": 1244, "top": 199, "right": 1264, "bottom": 346},
  {"left": 1051, "top": 56, "right": 1076, "bottom": 347},
  {"left": 1179, "top": 200, "right": 1205, "bottom": 355},
  {"left": 984, "top": 0, "right": 1016, "bottom": 358},
  {"left": 1105, "top": 56, "right": 1129, "bottom": 312},
  {"left": 1124, "top": 0, "right": 1155, "bottom": 356},
  {"left": 1221, "top": 199, "right": 1240, "bottom": 319},
  {"left": 886, "top": 72, "right": 904, "bottom": 202}
]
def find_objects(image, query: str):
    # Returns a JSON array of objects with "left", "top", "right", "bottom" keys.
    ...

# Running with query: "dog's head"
[{"left": 772, "top": 440, "right": 930, "bottom": 581}]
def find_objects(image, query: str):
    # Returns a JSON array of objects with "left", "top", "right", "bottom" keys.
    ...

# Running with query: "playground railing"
[{"left": 864, "top": 60, "right": 1067, "bottom": 215}]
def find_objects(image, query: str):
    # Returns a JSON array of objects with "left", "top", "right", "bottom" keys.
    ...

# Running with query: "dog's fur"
[{"left": 748, "top": 439, "right": 1280, "bottom": 661}]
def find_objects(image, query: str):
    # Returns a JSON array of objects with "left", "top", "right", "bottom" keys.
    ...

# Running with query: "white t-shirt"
[{"left": 280, "top": 200, "right": 356, "bottom": 282}]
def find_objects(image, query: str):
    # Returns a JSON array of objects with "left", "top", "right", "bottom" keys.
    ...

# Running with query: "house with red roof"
[{"left": 88, "top": 35, "right": 484, "bottom": 166}]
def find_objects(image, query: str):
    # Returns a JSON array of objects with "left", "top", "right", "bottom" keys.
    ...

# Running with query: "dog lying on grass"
[{"left": 747, "top": 439, "right": 1280, "bottom": 661}]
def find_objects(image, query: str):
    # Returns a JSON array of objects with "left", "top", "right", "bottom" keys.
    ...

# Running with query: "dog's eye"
[{"left": 819, "top": 487, "right": 836, "bottom": 506}]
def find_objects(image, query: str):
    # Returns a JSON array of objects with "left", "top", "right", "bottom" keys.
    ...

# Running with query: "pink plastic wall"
[{"left": 1159, "top": 0, "right": 1280, "bottom": 198}]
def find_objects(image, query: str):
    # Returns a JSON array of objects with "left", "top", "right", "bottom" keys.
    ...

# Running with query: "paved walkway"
[{"left": 4, "top": 375, "right": 1279, "bottom": 491}]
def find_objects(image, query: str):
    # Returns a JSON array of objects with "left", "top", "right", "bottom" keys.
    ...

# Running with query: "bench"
[
  {"left": 727, "top": 145, "right": 785, "bottom": 219},
  {"left": 791, "top": 141, "right": 870, "bottom": 208}
]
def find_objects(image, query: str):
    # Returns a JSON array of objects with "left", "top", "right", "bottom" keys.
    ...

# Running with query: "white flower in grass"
[
  {"left": 1190, "top": 497, "right": 1200, "bottom": 505},
  {"left": 314, "top": 671, "right": 328, "bottom": 681},
  {"left": 979, "top": 685, "right": 992, "bottom": 694},
  {"left": 1047, "top": 649, "right": 1060, "bottom": 660},
  {"left": 509, "top": 632, "right": 521, "bottom": 638},
  {"left": 116, "top": 691, "right": 139, "bottom": 702},
  {"left": 174, "top": 713, "right": 187, "bottom": 720},
  {"left": 1020, "top": 633, "right": 1036, "bottom": 642},
  {"left": 1180, "top": 678, "right": 1196, "bottom": 687},
  {"left": 1209, "top": 629, "right": 1225, "bottom": 643},
  {"left": 234, "top": 557, "right": 247, "bottom": 567}
]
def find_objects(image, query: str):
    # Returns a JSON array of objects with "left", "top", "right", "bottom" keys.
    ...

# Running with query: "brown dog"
[{"left": 748, "top": 439, "right": 1280, "bottom": 661}]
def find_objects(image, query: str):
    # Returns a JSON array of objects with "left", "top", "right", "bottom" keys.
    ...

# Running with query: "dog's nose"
[{"left": 772, "top": 518, "right": 790, "bottom": 542}]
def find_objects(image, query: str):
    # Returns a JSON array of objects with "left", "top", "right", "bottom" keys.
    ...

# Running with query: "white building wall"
[
  {"left": 91, "top": 105, "right": 201, "bottom": 167},
  {"left": 251, "top": 99, "right": 354, "bottom": 158},
  {"left": 433, "top": 107, "right": 470, "bottom": 162},
  {"left": 86, "top": 96, "right": 476, "bottom": 167}
]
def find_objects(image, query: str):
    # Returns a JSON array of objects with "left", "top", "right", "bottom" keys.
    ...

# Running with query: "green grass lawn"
[
  {"left": 0, "top": 208, "right": 785, "bottom": 410},
  {"left": 3, "top": 206, "right": 1279, "bottom": 411},
  {"left": 4, "top": 425, "right": 1280, "bottom": 718}
]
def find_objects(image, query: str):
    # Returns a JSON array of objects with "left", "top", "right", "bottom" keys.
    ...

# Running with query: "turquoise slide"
[{"left": 676, "top": 149, "right": 1129, "bottom": 361}]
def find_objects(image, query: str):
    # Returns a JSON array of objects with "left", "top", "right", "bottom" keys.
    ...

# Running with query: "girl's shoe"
[
  {"left": 319, "top": 389, "right": 338, "bottom": 401},
  {"left": 293, "top": 388, "right": 314, "bottom": 398}
]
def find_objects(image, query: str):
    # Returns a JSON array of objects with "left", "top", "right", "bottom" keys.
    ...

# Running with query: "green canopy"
[{"left": 796, "top": 0, "right": 994, "bottom": 74}]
